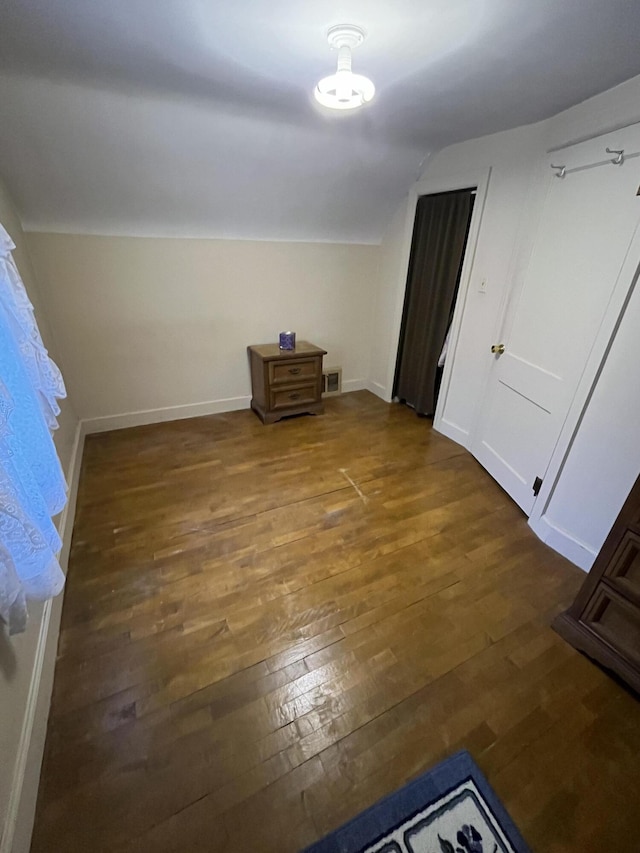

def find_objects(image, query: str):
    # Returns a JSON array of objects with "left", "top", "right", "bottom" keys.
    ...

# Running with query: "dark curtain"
[{"left": 394, "top": 189, "right": 474, "bottom": 416}]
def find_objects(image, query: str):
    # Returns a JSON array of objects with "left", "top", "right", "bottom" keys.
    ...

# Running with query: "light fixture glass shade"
[
  {"left": 314, "top": 24, "right": 374, "bottom": 111},
  {"left": 314, "top": 72, "right": 375, "bottom": 110}
]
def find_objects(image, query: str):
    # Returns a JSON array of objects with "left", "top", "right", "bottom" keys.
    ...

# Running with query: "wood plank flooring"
[{"left": 32, "top": 391, "right": 640, "bottom": 852}]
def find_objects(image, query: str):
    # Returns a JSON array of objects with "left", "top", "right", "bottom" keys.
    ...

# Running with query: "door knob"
[{"left": 491, "top": 343, "right": 505, "bottom": 354}]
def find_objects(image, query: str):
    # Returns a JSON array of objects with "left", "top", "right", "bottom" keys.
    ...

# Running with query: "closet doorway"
[{"left": 393, "top": 188, "right": 475, "bottom": 417}]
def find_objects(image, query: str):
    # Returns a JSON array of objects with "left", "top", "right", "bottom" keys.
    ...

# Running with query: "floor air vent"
[{"left": 322, "top": 367, "right": 342, "bottom": 396}]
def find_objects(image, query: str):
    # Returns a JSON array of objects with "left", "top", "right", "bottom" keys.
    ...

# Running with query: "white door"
[{"left": 473, "top": 126, "right": 640, "bottom": 514}]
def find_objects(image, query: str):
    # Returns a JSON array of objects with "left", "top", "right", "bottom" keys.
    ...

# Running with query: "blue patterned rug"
[{"left": 303, "top": 751, "right": 530, "bottom": 853}]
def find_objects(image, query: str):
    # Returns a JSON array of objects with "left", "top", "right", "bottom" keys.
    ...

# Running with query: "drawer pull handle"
[
  {"left": 289, "top": 392, "right": 301, "bottom": 400},
  {"left": 289, "top": 367, "right": 301, "bottom": 375}
]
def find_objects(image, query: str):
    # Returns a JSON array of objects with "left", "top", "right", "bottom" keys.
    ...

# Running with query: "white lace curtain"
[{"left": 0, "top": 223, "right": 67, "bottom": 635}]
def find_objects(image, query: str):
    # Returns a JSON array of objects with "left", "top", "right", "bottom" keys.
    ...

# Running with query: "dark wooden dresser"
[
  {"left": 247, "top": 341, "right": 327, "bottom": 424},
  {"left": 553, "top": 474, "right": 640, "bottom": 693}
]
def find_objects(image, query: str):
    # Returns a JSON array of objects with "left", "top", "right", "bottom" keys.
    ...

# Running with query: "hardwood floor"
[{"left": 32, "top": 391, "right": 639, "bottom": 852}]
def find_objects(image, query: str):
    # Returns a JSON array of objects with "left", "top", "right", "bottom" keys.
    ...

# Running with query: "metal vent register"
[{"left": 321, "top": 367, "right": 342, "bottom": 396}]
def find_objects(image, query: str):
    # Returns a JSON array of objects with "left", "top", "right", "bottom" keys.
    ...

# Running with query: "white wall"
[
  {"left": 539, "top": 270, "right": 640, "bottom": 565},
  {"left": 419, "top": 124, "right": 548, "bottom": 442},
  {"left": 544, "top": 72, "right": 640, "bottom": 151},
  {"left": 523, "top": 77, "right": 640, "bottom": 567},
  {"left": 26, "top": 233, "right": 379, "bottom": 427},
  {"left": 417, "top": 74, "right": 640, "bottom": 448},
  {"left": 372, "top": 121, "right": 548, "bottom": 431},
  {"left": 0, "top": 181, "right": 80, "bottom": 852},
  {"left": 374, "top": 73, "right": 640, "bottom": 570}
]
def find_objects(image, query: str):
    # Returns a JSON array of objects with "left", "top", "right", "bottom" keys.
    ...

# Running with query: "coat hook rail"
[
  {"left": 606, "top": 147, "right": 624, "bottom": 165},
  {"left": 550, "top": 163, "right": 566, "bottom": 178}
]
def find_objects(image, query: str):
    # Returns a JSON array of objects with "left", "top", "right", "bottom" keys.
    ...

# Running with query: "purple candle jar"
[{"left": 279, "top": 331, "right": 296, "bottom": 351}]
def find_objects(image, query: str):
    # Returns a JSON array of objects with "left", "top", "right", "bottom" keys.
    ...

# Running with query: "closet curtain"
[
  {"left": 394, "top": 190, "right": 473, "bottom": 416},
  {"left": 0, "top": 224, "right": 67, "bottom": 635}
]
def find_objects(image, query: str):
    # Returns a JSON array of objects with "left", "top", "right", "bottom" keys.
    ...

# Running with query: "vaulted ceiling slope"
[{"left": 1, "top": 0, "right": 640, "bottom": 243}]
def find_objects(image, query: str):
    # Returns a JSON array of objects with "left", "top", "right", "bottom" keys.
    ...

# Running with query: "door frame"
[
  {"left": 383, "top": 166, "right": 492, "bottom": 440},
  {"left": 528, "top": 216, "right": 640, "bottom": 568}
]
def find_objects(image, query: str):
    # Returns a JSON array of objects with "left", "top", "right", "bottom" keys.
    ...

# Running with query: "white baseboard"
[
  {"left": 433, "top": 416, "right": 471, "bottom": 449},
  {"left": 82, "top": 386, "right": 388, "bottom": 433},
  {"left": 2, "top": 420, "right": 85, "bottom": 853},
  {"left": 81, "top": 395, "right": 251, "bottom": 434},
  {"left": 366, "top": 380, "right": 391, "bottom": 402},
  {"left": 529, "top": 514, "right": 595, "bottom": 572},
  {"left": 56, "top": 420, "right": 84, "bottom": 572}
]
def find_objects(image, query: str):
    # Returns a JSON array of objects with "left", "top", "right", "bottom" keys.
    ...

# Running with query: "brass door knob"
[{"left": 491, "top": 343, "right": 505, "bottom": 354}]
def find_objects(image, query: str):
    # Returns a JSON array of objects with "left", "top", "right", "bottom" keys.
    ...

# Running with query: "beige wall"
[
  {"left": 27, "top": 233, "right": 381, "bottom": 423},
  {"left": 0, "top": 180, "right": 78, "bottom": 851},
  {"left": 368, "top": 199, "right": 408, "bottom": 399}
]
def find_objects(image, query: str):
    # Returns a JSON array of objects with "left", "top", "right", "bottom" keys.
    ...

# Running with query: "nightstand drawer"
[
  {"left": 270, "top": 383, "right": 319, "bottom": 411},
  {"left": 269, "top": 358, "right": 320, "bottom": 385}
]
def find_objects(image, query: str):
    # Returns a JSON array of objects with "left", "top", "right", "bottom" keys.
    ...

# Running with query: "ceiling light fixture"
[{"left": 314, "top": 24, "right": 375, "bottom": 111}]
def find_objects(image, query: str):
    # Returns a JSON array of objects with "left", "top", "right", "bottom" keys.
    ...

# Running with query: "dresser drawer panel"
[
  {"left": 270, "top": 383, "right": 319, "bottom": 411},
  {"left": 269, "top": 358, "right": 320, "bottom": 385},
  {"left": 604, "top": 530, "right": 640, "bottom": 602},
  {"left": 580, "top": 584, "right": 640, "bottom": 667}
]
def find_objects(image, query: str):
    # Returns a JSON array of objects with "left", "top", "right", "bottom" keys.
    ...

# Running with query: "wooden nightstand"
[{"left": 247, "top": 341, "right": 327, "bottom": 424}]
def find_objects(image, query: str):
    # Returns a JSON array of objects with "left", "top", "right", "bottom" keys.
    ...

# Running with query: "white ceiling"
[{"left": 1, "top": 0, "right": 640, "bottom": 242}]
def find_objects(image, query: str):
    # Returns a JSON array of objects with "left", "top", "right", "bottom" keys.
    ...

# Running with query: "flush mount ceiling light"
[{"left": 314, "top": 24, "right": 375, "bottom": 111}]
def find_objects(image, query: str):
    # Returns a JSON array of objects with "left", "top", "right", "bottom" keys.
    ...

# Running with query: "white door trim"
[{"left": 383, "top": 167, "right": 492, "bottom": 444}]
